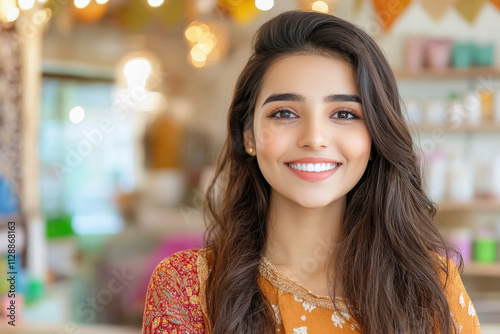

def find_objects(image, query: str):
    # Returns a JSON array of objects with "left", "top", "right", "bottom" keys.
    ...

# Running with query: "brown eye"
[
  {"left": 332, "top": 109, "right": 358, "bottom": 120},
  {"left": 269, "top": 109, "right": 297, "bottom": 119}
]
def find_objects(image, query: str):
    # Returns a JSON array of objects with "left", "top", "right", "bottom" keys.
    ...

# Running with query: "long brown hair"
[{"left": 204, "top": 10, "right": 461, "bottom": 333}]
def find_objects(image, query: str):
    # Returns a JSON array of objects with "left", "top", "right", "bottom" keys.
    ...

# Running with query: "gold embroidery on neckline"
[
  {"left": 259, "top": 256, "right": 349, "bottom": 312},
  {"left": 196, "top": 249, "right": 211, "bottom": 331}
]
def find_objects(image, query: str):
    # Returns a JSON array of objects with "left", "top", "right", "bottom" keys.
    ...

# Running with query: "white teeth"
[{"left": 287, "top": 162, "right": 339, "bottom": 172}]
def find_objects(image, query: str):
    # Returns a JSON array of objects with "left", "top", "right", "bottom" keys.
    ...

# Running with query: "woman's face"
[{"left": 244, "top": 54, "right": 371, "bottom": 209}]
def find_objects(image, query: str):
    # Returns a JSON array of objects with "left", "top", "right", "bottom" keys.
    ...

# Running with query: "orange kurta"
[{"left": 142, "top": 249, "right": 481, "bottom": 334}]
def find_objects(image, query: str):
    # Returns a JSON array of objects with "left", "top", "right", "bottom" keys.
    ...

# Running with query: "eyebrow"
[{"left": 261, "top": 93, "right": 361, "bottom": 107}]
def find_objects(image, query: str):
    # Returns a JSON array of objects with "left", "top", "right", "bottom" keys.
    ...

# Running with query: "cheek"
[
  {"left": 254, "top": 124, "right": 291, "bottom": 158},
  {"left": 339, "top": 128, "right": 372, "bottom": 161}
]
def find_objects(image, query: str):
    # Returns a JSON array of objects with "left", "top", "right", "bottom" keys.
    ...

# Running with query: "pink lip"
[{"left": 284, "top": 158, "right": 342, "bottom": 182}]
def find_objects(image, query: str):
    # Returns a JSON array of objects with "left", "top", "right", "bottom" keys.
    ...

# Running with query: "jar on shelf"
[
  {"left": 474, "top": 226, "right": 498, "bottom": 264},
  {"left": 447, "top": 157, "right": 475, "bottom": 202},
  {"left": 449, "top": 227, "right": 472, "bottom": 263}
]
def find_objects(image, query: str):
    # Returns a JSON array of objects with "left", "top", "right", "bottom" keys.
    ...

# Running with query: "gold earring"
[{"left": 248, "top": 148, "right": 254, "bottom": 154}]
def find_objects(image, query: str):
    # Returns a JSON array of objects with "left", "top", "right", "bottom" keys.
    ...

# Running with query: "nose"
[{"left": 297, "top": 114, "right": 329, "bottom": 150}]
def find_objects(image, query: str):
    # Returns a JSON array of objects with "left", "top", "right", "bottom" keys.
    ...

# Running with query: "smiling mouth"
[{"left": 285, "top": 162, "right": 342, "bottom": 172}]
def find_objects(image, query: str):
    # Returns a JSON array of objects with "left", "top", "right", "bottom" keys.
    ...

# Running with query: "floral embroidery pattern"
[
  {"left": 294, "top": 295, "right": 317, "bottom": 312},
  {"left": 468, "top": 301, "right": 476, "bottom": 317},
  {"left": 302, "top": 301, "right": 317, "bottom": 312},
  {"left": 142, "top": 251, "right": 481, "bottom": 334},
  {"left": 459, "top": 292, "right": 465, "bottom": 308},
  {"left": 293, "top": 326, "right": 308, "bottom": 334},
  {"left": 331, "top": 311, "right": 346, "bottom": 328},
  {"left": 142, "top": 250, "right": 204, "bottom": 334},
  {"left": 272, "top": 304, "right": 282, "bottom": 325}
]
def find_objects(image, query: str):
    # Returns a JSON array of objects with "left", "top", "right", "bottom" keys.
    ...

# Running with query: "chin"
[{"left": 292, "top": 196, "right": 340, "bottom": 209}]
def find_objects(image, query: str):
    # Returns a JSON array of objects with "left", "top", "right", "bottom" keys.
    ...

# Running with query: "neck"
[{"left": 263, "top": 192, "right": 345, "bottom": 281}]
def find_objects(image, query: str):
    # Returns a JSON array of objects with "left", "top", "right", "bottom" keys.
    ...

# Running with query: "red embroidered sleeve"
[{"left": 142, "top": 249, "right": 205, "bottom": 334}]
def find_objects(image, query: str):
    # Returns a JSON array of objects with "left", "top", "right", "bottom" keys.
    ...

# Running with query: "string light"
[
  {"left": 312, "top": 1, "right": 329, "bottom": 13},
  {"left": 255, "top": 0, "right": 274, "bottom": 11},
  {"left": 18, "top": 0, "right": 35, "bottom": 11},
  {"left": 147, "top": 0, "right": 164, "bottom": 8},
  {"left": 74, "top": 0, "right": 91, "bottom": 9}
]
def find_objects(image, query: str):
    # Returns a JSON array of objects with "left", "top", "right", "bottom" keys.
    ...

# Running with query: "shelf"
[
  {"left": 410, "top": 122, "right": 500, "bottom": 133},
  {"left": 394, "top": 67, "right": 500, "bottom": 80},
  {"left": 437, "top": 200, "right": 500, "bottom": 212},
  {"left": 463, "top": 263, "right": 500, "bottom": 277}
]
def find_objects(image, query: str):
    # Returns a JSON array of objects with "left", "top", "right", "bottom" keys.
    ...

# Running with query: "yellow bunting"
[
  {"left": 421, "top": 0, "right": 456, "bottom": 21},
  {"left": 372, "top": 0, "right": 411, "bottom": 30},
  {"left": 490, "top": 0, "right": 500, "bottom": 11},
  {"left": 454, "top": 0, "right": 487, "bottom": 24},
  {"left": 217, "top": 0, "right": 260, "bottom": 24},
  {"left": 354, "top": 0, "right": 363, "bottom": 14}
]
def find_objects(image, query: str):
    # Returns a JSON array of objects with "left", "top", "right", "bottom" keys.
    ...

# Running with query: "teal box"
[
  {"left": 474, "top": 43, "right": 494, "bottom": 66},
  {"left": 452, "top": 42, "right": 474, "bottom": 69}
]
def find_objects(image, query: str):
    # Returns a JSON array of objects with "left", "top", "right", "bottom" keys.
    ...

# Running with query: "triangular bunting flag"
[
  {"left": 354, "top": 0, "right": 363, "bottom": 14},
  {"left": 372, "top": 0, "right": 411, "bottom": 30},
  {"left": 490, "top": 0, "right": 500, "bottom": 11},
  {"left": 455, "top": 0, "right": 487, "bottom": 24},
  {"left": 421, "top": 0, "right": 457, "bottom": 21}
]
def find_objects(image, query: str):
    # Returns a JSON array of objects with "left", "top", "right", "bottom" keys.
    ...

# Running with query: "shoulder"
[
  {"left": 437, "top": 256, "right": 481, "bottom": 333},
  {"left": 142, "top": 249, "right": 205, "bottom": 334},
  {"left": 154, "top": 249, "right": 200, "bottom": 278}
]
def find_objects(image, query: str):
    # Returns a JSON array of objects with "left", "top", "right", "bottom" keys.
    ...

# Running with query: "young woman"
[{"left": 142, "top": 11, "right": 480, "bottom": 334}]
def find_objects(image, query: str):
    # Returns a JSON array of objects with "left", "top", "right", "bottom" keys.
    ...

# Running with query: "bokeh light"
[
  {"left": 185, "top": 24, "right": 203, "bottom": 43},
  {"left": 74, "top": 0, "right": 91, "bottom": 9},
  {"left": 18, "top": 0, "right": 35, "bottom": 10},
  {"left": 69, "top": 106, "right": 85, "bottom": 124},
  {"left": 255, "top": 0, "right": 274, "bottom": 11},
  {"left": 148, "top": 0, "right": 164, "bottom": 8},
  {"left": 123, "top": 58, "right": 153, "bottom": 89},
  {"left": 312, "top": 1, "right": 329, "bottom": 13}
]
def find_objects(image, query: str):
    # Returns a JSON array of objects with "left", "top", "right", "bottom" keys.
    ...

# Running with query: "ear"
[{"left": 243, "top": 128, "right": 255, "bottom": 155}]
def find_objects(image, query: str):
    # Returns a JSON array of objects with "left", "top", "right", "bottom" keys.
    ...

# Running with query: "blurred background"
[{"left": 1, "top": 0, "right": 500, "bottom": 332}]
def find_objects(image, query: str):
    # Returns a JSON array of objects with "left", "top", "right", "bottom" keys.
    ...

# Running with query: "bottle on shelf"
[
  {"left": 464, "top": 91, "right": 481, "bottom": 125},
  {"left": 479, "top": 89, "right": 493, "bottom": 122}
]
